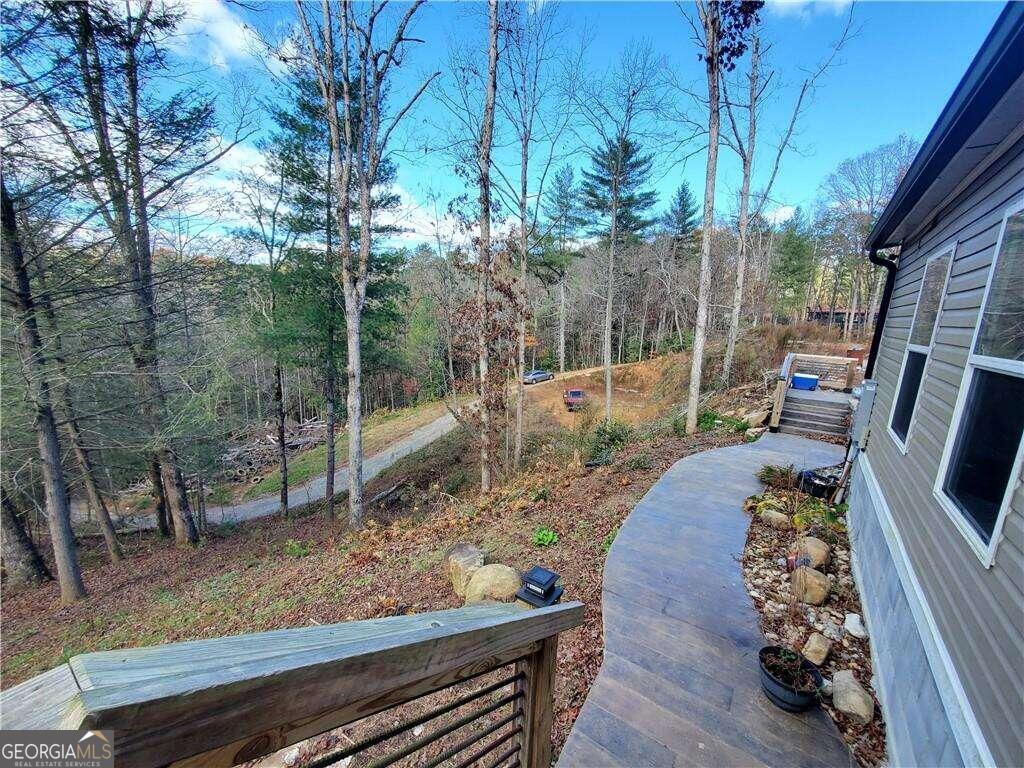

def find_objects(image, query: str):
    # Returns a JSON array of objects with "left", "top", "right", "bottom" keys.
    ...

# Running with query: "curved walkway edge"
[{"left": 558, "top": 433, "right": 854, "bottom": 768}]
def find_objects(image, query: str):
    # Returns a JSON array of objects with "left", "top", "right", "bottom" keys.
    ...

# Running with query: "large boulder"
[
  {"left": 793, "top": 536, "right": 830, "bottom": 569},
  {"left": 445, "top": 543, "right": 488, "bottom": 598},
  {"left": 832, "top": 670, "right": 874, "bottom": 725},
  {"left": 791, "top": 566, "right": 830, "bottom": 605},
  {"left": 801, "top": 632, "right": 832, "bottom": 666},
  {"left": 465, "top": 564, "right": 521, "bottom": 604},
  {"left": 760, "top": 510, "right": 792, "bottom": 530}
]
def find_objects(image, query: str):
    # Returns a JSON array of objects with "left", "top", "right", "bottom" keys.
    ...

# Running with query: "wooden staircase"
[
  {"left": 778, "top": 391, "right": 851, "bottom": 439},
  {"left": 768, "top": 353, "right": 857, "bottom": 441}
]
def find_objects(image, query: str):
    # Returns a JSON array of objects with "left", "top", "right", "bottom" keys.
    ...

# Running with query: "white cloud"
[
  {"left": 765, "top": 205, "right": 797, "bottom": 225},
  {"left": 171, "top": 0, "right": 263, "bottom": 70},
  {"left": 765, "top": 0, "right": 851, "bottom": 22}
]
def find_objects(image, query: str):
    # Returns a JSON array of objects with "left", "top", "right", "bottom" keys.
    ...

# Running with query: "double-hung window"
[
  {"left": 888, "top": 248, "right": 954, "bottom": 452},
  {"left": 934, "top": 200, "right": 1024, "bottom": 566}
]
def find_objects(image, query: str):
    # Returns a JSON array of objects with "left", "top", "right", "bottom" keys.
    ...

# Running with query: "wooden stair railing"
[
  {"left": 0, "top": 601, "right": 583, "bottom": 768},
  {"left": 769, "top": 353, "right": 858, "bottom": 429}
]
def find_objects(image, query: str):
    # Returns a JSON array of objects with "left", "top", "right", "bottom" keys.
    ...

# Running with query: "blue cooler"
[{"left": 791, "top": 373, "right": 819, "bottom": 391}]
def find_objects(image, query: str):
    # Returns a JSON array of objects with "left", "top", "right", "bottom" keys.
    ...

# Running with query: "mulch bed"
[
  {"left": 2, "top": 419, "right": 744, "bottom": 765},
  {"left": 741, "top": 490, "right": 887, "bottom": 767}
]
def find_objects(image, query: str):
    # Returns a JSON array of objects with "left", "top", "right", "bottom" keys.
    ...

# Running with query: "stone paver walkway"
[{"left": 558, "top": 433, "right": 853, "bottom": 768}]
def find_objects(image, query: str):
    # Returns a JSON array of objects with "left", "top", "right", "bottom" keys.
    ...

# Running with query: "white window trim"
[
  {"left": 932, "top": 197, "right": 1024, "bottom": 568},
  {"left": 887, "top": 246, "right": 955, "bottom": 454}
]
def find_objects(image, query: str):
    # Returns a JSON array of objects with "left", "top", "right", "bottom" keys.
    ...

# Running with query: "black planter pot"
[
  {"left": 758, "top": 646, "right": 823, "bottom": 713},
  {"left": 798, "top": 469, "right": 837, "bottom": 499}
]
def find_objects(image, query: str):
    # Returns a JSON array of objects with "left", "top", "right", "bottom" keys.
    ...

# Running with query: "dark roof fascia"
[{"left": 865, "top": 2, "right": 1024, "bottom": 251}]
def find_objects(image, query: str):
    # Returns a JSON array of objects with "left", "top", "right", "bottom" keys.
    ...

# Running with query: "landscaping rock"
[
  {"left": 832, "top": 670, "right": 874, "bottom": 725},
  {"left": 791, "top": 566, "right": 829, "bottom": 605},
  {"left": 844, "top": 612, "right": 868, "bottom": 639},
  {"left": 465, "top": 564, "right": 520, "bottom": 604},
  {"left": 760, "top": 510, "right": 792, "bottom": 530},
  {"left": 822, "top": 621, "right": 843, "bottom": 641},
  {"left": 743, "top": 409, "right": 770, "bottom": 426},
  {"left": 802, "top": 632, "right": 832, "bottom": 666},
  {"left": 793, "top": 536, "right": 830, "bottom": 568},
  {"left": 745, "top": 427, "right": 767, "bottom": 441},
  {"left": 445, "top": 543, "right": 489, "bottom": 598}
]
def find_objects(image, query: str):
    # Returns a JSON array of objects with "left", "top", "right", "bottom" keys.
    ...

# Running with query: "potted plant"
[{"left": 758, "top": 645, "right": 823, "bottom": 712}]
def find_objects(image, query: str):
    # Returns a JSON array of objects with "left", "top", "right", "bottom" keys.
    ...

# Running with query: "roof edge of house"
[{"left": 864, "top": 2, "right": 1024, "bottom": 252}]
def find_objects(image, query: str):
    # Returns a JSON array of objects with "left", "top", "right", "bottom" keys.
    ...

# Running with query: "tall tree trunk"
[
  {"left": 66, "top": 419, "right": 122, "bottom": 562},
  {"left": 1, "top": 486, "right": 52, "bottom": 587},
  {"left": 845, "top": 269, "right": 859, "bottom": 341},
  {"left": 687, "top": 6, "right": 721, "bottom": 433},
  {"left": 75, "top": 3, "right": 195, "bottom": 545},
  {"left": 605, "top": 196, "right": 618, "bottom": 422},
  {"left": 2, "top": 182, "right": 85, "bottom": 602},
  {"left": 722, "top": 34, "right": 759, "bottom": 386},
  {"left": 514, "top": 132, "right": 529, "bottom": 469},
  {"left": 345, "top": 313, "right": 364, "bottom": 526},
  {"left": 638, "top": 285, "right": 651, "bottom": 362},
  {"left": 149, "top": 455, "right": 170, "bottom": 538},
  {"left": 33, "top": 246, "right": 122, "bottom": 563},
  {"left": 558, "top": 278, "right": 567, "bottom": 373},
  {"left": 274, "top": 360, "right": 289, "bottom": 516},
  {"left": 476, "top": 0, "right": 499, "bottom": 492}
]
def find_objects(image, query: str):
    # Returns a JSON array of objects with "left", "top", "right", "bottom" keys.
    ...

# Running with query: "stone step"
[
  {"left": 778, "top": 422, "right": 849, "bottom": 439},
  {"left": 781, "top": 406, "right": 849, "bottom": 426},
  {"left": 779, "top": 415, "right": 848, "bottom": 435},
  {"left": 785, "top": 395, "right": 851, "bottom": 413}
]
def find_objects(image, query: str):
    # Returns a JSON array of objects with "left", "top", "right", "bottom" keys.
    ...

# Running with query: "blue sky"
[{"left": 177, "top": 0, "right": 1005, "bottom": 245}]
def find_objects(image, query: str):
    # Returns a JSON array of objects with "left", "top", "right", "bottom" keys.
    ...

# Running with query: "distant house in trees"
[
  {"left": 804, "top": 305, "right": 877, "bottom": 329},
  {"left": 847, "top": 5, "right": 1023, "bottom": 766}
]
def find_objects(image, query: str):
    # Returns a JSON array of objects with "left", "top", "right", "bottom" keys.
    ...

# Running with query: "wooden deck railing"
[
  {"left": 0, "top": 601, "right": 583, "bottom": 768},
  {"left": 769, "top": 353, "right": 858, "bottom": 429}
]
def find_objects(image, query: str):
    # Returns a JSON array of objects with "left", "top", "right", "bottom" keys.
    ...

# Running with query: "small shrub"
[
  {"left": 731, "top": 418, "right": 751, "bottom": 433},
  {"left": 757, "top": 464, "right": 799, "bottom": 490},
  {"left": 283, "top": 539, "right": 310, "bottom": 558},
  {"left": 697, "top": 410, "right": 721, "bottom": 431},
  {"left": 602, "top": 526, "right": 619, "bottom": 553},
  {"left": 215, "top": 519, "right": 239, "bottom": 537},
  {"left": 533, "top": 527, "right": 559, "bottom": 547},
  {"left": 793, "top": 499, "right": 846, "bottom": 535},
  {"left": 624, "top": 452, "right": 652, "bottom": 471},
  {"left": 444, "top": 468, "right": 469, "bottom": 495},
  {"left": 590, "top": 420, "right": 632, "bottom": 456},
  {"left": 531, "top": 486, "right": 550, "bottom": 502},
  {"left": 670, "top": 414, "right": 687, "bottom": 437}
]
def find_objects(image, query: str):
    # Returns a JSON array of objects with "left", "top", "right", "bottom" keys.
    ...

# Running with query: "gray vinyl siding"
[
  {"left": 848, "top": 463, "right": 964, "bottom": 768},
  {"left": 864, "top": 133, "right": 1024, "bottom": 768}
]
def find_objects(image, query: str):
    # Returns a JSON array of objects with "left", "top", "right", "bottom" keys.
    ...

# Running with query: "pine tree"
[
  {"left": 771, "top": 211, "right": 815, "bottom": 319},
  {"left": 581, "top": 136, "right": 658, "bottom": 243},
  {"left": 542, "top": 165, "right": 585, "bottom": 373},
  {"left": 661, "top": 182, "right": 701, "bottom": 237}
]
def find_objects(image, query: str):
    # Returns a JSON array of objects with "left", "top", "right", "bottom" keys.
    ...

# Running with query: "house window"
[
  {"left": 935, "top": 203, "right": 1024, "bottom": 566},
  {"left": 888, "top": 249, "right": 953, "bottom": 450}
]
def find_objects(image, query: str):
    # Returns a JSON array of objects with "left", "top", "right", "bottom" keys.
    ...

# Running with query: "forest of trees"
[{"left": 0, "top": 0, "right": 918, "bottom": 601}]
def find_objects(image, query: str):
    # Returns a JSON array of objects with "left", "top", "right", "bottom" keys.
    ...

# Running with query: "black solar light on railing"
[{"left": 516, "top": 565, "right": 563, "bottom": 607}]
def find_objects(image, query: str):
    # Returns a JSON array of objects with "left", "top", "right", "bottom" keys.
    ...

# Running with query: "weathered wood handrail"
[
  {"left": 0, "top": 601, "right": 583, "bottom": 768},
  {"left": 769, "top": 352, "right": 858, "bottom": 429}
]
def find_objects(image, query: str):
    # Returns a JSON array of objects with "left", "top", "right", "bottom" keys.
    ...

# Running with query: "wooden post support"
[
  {"left": 844, "top": 358, "right": 857, "bottom": 391},
  {"left": 515, "top": 636, "right": 558, "bottom": 768}
]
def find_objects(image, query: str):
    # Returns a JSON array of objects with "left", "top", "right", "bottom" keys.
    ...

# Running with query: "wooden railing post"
[
  {"left": 844, "top": 358, "right": 857, "bottom": 391},
  {"left": 515, "top": 635, "right": 558, "bottom": 768}
]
